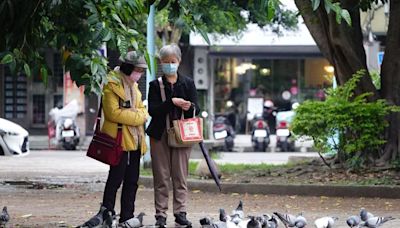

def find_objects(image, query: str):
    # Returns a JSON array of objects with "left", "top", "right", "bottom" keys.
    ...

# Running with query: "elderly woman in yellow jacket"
[{"left": 81, "top": 51, "right": 149, "bottom": 228}]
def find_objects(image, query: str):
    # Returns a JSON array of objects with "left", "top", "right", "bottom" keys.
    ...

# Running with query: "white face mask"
[{"left": 161, "top": 63, "right": 179, "bottom": 75}]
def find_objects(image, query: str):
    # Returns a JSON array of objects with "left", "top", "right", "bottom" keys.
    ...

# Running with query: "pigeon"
[
  {"left": 294, "top": 214, "right": 307, "bottom": 228},
  {"left": 0, "top": 207, "right": 10, "bottom": 226},
  {"left": 214, "top": 221, "right": 230, "bottom": 228},
  {"left": 124, "top": 212, "right": 145, "bottom": 228},
  {"left": 255, "top": 215, "right": 269, "bottom": 228},
  {"left": 200, "top": 216, "right": 214, "bottom": 226},
  {"left": 220, "top": 208, "right": 229, "bottom": 222},
  {"left": 362, "top": 216, "right": 395, "bottom": 228},
  {"left": 103, "top": 210, "right": 118, "bottom": 228},
  {"left": 347, "top": 215, "right": 362, "bottom": 227},
  {"left": 200, "top": 216, "right": 225, "bottom": 228},
  {"left": 218, "top": 208, "right": 237, "bottom": 228},
  {"left": 244, "top": 216, "right": 262, "bottom": 228},
  {"left": 232, "top": 200, "right": 244, "bottom": 217},
  {"left": 231, "top": 200, "right": 244, "bottom": 225},
  {"left": 266, "top": 215, "right": 278, "bottom": 228},
  {"left": 114, "top": 212, "right": 145, "bottom": 228},
  {"left": 314, "top": 216, "right": 338, "bottom": 228},
  {"left": 273, "top": 212, "right": 297, "bottom": 227},
  {"left": 360, "top": 208, "right": 374, "bottom": 222}
]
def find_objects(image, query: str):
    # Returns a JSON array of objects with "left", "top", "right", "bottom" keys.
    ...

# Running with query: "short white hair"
[{"left": 159, "top": 43, "right": 181, "bottom": 61}]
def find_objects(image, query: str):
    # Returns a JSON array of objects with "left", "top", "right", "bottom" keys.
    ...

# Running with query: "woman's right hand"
[{"left": 172, "top": 98, "right": 191, "bottom": 110}]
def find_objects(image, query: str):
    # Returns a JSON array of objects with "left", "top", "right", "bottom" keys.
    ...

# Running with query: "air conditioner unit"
[{"left": 193, "top": 48, "right": 208, "bottom": 90}]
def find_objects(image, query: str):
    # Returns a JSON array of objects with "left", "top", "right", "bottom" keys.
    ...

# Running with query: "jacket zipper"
[{"left": 127, "top": 152, "right": 130, "bottom": 166}]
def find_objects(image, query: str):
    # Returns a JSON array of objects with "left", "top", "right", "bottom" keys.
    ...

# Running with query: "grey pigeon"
[
  {"left": 220, "top": 208, "right": 229, "bottom": 222},
  {"left": 213, "top": 221, "right": 229, "bottom": 228},
  {"left": 294, "top": 214, "right": 307, "bottom": 228},
  {"left": 314, "top": 216, "right": 338, "bottom": 228},
  {"left": 347, "top": 215, "right": 361, "bottom": 227},
  {"left": 255, "top": 215, "right": 266, "bottom": 228},
  {"left": 118, "top": 212, "right": 145, "bottom": 228},
  {"left": 200, "top": 216, "right": 228, "bottom": 228},
  {"left": 78, "top": 205, "right": 108, "bottom": 228},
  {"left": 231, "top": 200, "right": 244, "bottom": 225},
  {"left": 360, "top": 208, "right": 374, "bottom": 222},
  {"left": 219, "top": 208, "right": 236, "bottom": 228},
  {"left": 246, "top": 216, "right": 262, "bottom": 228},
  {"left": 200, "top": 217, "right": 213, "bottom": 226},
  {"left": 362, "top": 216, "right": 395, "bottom": 228},
  {"left": 267, "top": 216, "right": 278, "bottom": 228},
  {"left": 103, "top": 210, "right": 117, "bottom": 228},
  {"left": 273, "top": 212, "right": 297, "bottom": 227},
  {"left": 255, "top": 215, "right": 269, "bottom": 228},
  {"left": 0, "top": 207, "right": 10, "bottom": 226}
]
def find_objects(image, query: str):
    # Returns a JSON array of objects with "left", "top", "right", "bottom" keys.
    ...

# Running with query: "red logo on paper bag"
[{"left": 178, "top": 118, "right": 203, "bottom": 141}]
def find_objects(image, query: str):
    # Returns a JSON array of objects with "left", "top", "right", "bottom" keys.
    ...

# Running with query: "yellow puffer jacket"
[{"left": 101, "top": 71, "right": 148, "bottom": 155}]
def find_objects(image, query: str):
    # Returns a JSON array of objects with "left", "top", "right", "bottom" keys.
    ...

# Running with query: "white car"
[{"left": 0, "top": 118, "right": 30, "bottom": 156}]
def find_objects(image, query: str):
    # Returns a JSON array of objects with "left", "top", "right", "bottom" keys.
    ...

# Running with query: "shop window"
[
  {"left": 53, "top": 53, "right": 64, "bottom": 88},
  {"left": 33, "top": 95, "right": 45, "bottom": 124},
  {"left": 3, "top": 67, "right": 27, "bottom": 119}
]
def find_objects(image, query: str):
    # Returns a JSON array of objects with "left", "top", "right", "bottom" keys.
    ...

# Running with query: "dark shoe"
[
  {"left": 155, "top": 215, "right": 167, "bottom": 227},
  {"left": 174, "top": 212, "right": 192, "bottom": 227}
]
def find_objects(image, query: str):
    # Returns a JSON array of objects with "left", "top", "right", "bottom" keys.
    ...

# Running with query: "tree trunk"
[
  {"left": 159, "top": 26, "right": 182, "bottom": 45},
  {"left": 294, "top": 0, "right": 378, "bottom": 99},
  {"left": 295, "top": 0, "right": 400, "bottom": 165},
  {"left": 377, "top": 0, "right": 400, "bottom": 165}
]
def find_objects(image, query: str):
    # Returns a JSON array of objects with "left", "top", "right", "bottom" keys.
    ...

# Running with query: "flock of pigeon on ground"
[
  {"left": 0, "top": 202, "right": 396, "bottom": 228},
  {"left": 198, "top": 201, "right": 395, "bottom": 228}
]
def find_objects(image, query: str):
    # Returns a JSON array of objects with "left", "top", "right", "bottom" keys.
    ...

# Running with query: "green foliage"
[
  {"left": 292, "top": 70, "right": 397, "bottom": 168},
  {"left": 155, "top": 0, "right": 298, "bottom": 45},
  {"left": 0, "top": 0, "right": 147, "bottom": 94},
  {"left": 1, "top": 0, "right": 298, "bottom": 92},
  {"left": 311, "top": 0, "right": 353, "bottom": 25},
  {"left": 391, "top": 158, "right": 400, "bottom": 171},
  {"left": 370, "top": 70, "right": 381, "bottom": 90},
  {"left": 217, "top": 163, "right": 289, "bottom": 175}
]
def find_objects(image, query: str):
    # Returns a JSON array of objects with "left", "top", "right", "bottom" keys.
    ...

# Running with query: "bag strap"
[{"left": 158, "top": 77, "right": 171, "bottom": 130}]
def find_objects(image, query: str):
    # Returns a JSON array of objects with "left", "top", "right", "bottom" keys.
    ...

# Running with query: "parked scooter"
[
  {"left": 213, "top": 115, "right": 235, "bottom": 152},
  {"left": 275, "top": 110, "right": 295, "bottom": 152},
  {"left": 49, "top": 100, "right": 81, "bottom": 150},
  {"left": 251, "top": 114, "right": 270, "bottom": 152},
  {"left": 59, "top": 117, "right": 80, "bottom": 150}
]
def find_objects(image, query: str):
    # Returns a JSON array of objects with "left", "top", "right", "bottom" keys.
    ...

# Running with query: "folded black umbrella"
[{"left": 199, "top": 142, "right": 222, "bottom": 191}]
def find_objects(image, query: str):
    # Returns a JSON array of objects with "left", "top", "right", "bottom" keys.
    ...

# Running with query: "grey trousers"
[{"left": 150, "top": 131, "right": 191, "bottom": 218}]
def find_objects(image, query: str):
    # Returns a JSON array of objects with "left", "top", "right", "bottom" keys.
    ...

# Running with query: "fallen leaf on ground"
[{"left": 21, "top": 214, "right": 32, "bottom": 218}]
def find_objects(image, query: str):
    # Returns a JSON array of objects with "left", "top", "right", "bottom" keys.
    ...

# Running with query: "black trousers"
[{"left": 102, "top": 151, "right": 141, "bottom": 222}]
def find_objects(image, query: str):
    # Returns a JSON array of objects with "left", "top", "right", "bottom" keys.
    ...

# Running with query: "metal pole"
[
  {"left": 143, "top": 4, "right": 156, "bottom": 168},
  {"left": 327, "top": 75, "right": 338, "bottom": 156},
  {"left": 208, "top": 56, "right": 215, "bottom": 140}
]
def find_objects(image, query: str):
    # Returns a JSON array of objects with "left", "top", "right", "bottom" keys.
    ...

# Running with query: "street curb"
[{"left": 138, "top": 176, "right": 400, "bottom": 199}]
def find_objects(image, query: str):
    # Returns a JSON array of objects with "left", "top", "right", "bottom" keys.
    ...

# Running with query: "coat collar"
[
  {"left": 107, "top": 70, "right": 129, "bottom": 100},
  {"left": 161, "top": 73, "right": 184, "bottom": 87}
]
